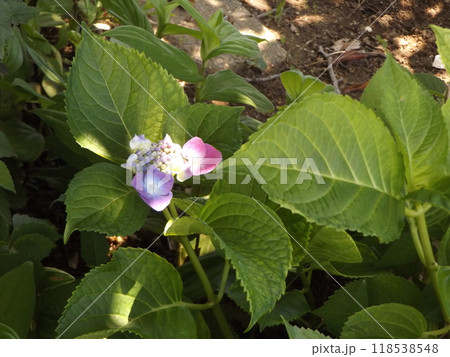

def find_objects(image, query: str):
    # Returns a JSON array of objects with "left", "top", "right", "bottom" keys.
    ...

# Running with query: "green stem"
[
  {"left": 216, "top": 260, "right": 230, "bottom": 303},
  {"left": 422, "top": 324, "right": 450, "bottom": 338},
  {"left": 180, "top": 301, "right": 216, "bottom": 310},
  {"left": 162, "top": 208, "right": 173, "bottom": 221},
  {"left": 299, "top": 269, "right": 315, "bottom": 309},
  {"left": 406, "top": 217, "right": 426, "bottom": 265},
  {"left": 412, "top": 204, "right": 449, "bottom": 324},
  {"left": 179, "top": 235, "right": 234, "bottom": 338},
  {"left": 168, "top": 201, "right": 178, "bottom": 219}
]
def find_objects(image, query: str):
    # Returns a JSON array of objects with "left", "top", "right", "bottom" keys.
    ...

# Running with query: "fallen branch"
[
  {"left": 245, "top": 73, "right": 281, "bottom": 82},
  {"left": 318, "top": 46, "right": 341, "bottom": 94}
]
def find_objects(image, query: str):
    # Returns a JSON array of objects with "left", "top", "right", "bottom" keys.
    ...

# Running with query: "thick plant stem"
[
  {"left": 179, "top": 235, "right": 234, "bottom": 338},
  {"left": 413, "top": 205, "right": 449, "bottom": 324}
]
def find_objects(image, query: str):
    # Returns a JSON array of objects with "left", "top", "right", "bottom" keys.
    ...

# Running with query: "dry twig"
[{"left": 318, "top": 46, "right": 341, "bottom": 94}]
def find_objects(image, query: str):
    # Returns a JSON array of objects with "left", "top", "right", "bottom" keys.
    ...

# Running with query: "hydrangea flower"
[{"left": 123, "top": 134, "right": 222, "bottom": 211}]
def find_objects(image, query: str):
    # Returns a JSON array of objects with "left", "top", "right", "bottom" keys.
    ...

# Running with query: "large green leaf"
[
  {"left": 105, "top": 25, "right": 203, "bottom": 83},
  {"left": 0, "top": 119, "right": 44, "bottom": 162},
  {"left": 235, "top": 94, "right": 405, "bottom": 242},
  {"left": 101, "top": 0, "right": 153, "bottom": 33},
  {"left": 56, "top": 248, "right": 201, "bottom": 338},
  {"left": 165, "top": 103, "right": 243, "bottom": 159},
  {"left": 431, "top": 25, "right": 450, "bottom": 74},
  {"left": 306, "top": 226, "right": 361, "bottom": 264},
  {"left": 66, "top": 29, "right": 187, "bottom": 162},
  {"left": 436, "top": 266, "right": 450, "bottom": 320},
  {"left": 314, "top": 280, "right": 368, "bottom": 336},
  {"left": 341, "top": 303, "right": 427, "bottom": 338},
  {"left": 206, "top": 20, "right": 261, "bottom": 60},
  {"left": 198, "top": 70, "right": 274, "bottom": 113},
  {"left": 0, "top": 160, "right": 14, "bottom": 193},
  {"left": 361, "top": 53, "right": 447, "bottom": 189},
  {"left": 0, "top": 261, "right": 35, "bottom": 338},
  {"left": 315, "top": 274, "right": 420, "bottom": 337},
  {"left": 199, "top": 193, "right": 292, "bottom": 328},
  {"left": 63, "top": 163, "right": 150, "bottom": 243}
]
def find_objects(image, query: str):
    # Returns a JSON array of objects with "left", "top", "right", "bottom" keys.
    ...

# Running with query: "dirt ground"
[{"left": 236, "top": 0, "right": 450, "bottom": 108}]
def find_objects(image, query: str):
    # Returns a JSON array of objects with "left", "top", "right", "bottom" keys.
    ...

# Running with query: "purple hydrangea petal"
[{"left": 132, "top": 165, "right": 174, "bottom": 211}]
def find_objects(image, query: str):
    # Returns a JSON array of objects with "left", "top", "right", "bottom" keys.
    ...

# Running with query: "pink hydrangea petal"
[
  {"left": 182, "top": 137, "right": 206, "bottom": 161},
  {"left": 190, "top": 144, "right": 222, "bottom": 176},
  {"left": 151, "top": 169, "right": 174, "bottom": 195}
]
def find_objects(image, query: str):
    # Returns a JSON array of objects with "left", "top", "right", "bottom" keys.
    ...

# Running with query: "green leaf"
[
  {"left": 366, "top": 274, "right": 421, "bottom": 308},
  {"left": 436, "top": 266, "right": 450, "bottom": 320},
  {"left": 320, "top": 242, "right": 382, "bottom": 278},
  {"left": 206, "top": 20, "right": 261, "bottom": 60},
  {"left": 199, "top": 193, "right": 292, "bottom": 328},
  {"left": 1, "top": 0, "right": 37, "bottom": 25},
  {"left": 36, "top": 281, "right": 76, "bottom": 338},
  {"left": 66, "top": 29, "right": 187, "bottom": 162},
  {"left": 0, "top": 261, "right": 35, "bottom": 338},
  {"left": 0, "top": 119, "right": 44, "bottom": 162},
  {"left": 164, "top": 216, "right": 213, "bottom": 237},
  {"left": 42, "top": 267, "right": 75, "bottom": 291},
  {"left": 56, "top": 247, "right": 199, "bottom": 338},
  {"left": 2, "top": 28, "right": 23, "bottom": 74},
  {"left": 32, "top": 108, "right": 102, "bottom": 169},
  {"left": 101, "top": 0, "right": 153, "bottom": 33},
  {"left": 258, "top": 290, "right": 310, "bottom": 331},
  {"left": 80, "top": 231, "right": 109, "bottom": 268},
  {"left": 306, "top": 226, "right": 361, "bottom": 264},
  {"left": 0, "top": 160, "right": 15, "bottom": 193},
  {"left": 314, "top": 280, "right": 368, "bottom": 336},
  {"left": 361, "top": 53, "right": 447, "bottom": 189},
  {"left": 175, "top": 0, "right": 220, "bottom": 60},
  {"left": 0, "top": 131, "right": 15, "bottom": 158},
  {"left": 283, "top": 318, "right": 330, "bottom": 339},
  {"left": 443, "top": 100, "right": 450, "bottom": 170},
  {"left": 281, "top": 70, "right": 334, "bottom": 104},
  {"left": 414, "top": 73, "right": 448, "bottom": 99},
  {"left": 235, "top": 94, "right": 405, "bottom": 242},
  {"left": 276, "top": 208, "right": 311, "bottom": 266},
  {"left": 431, "top": 25, "right": 450, "bottom": 74},
  {"left": 406, "top": 176, "right": 450, "bottom": 214},
  {"left": 438, "top": 228, "right": 450, "bottom": 265},
  {"left": 165, "top": 103, "right": 243, "bottom": 159},
  {"left": 14, "top": 233, "right": 55, "bottom": 263},
  {"left": 21, "top": 24, "right": 65, "bottom": 85},
  {"left": 11, "top": 214, "right": 60, "bottom": 243},
  {"left": 106, "top": 25, "right": 203, "bottom": 83},
  {"left": 341, "top": 303, "right": 427, "bottom": 338},
  {"left": 171, "top": 198, "right": 203, "bottom": 217},
  {"left": 63, "top": 163, "right": 150, "bottom": 243},
  {"left": 199, "top": 70, "right": 274, "bottom": 113},
  {"left": 0, "top": 322, "right": 19, "bottom": 339}
]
